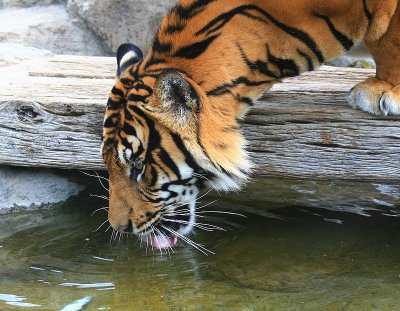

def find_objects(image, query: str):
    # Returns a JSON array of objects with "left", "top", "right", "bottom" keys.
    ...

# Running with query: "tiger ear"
[
  {"left": 153, "top": 70, "right": 200, "bottom": 119},
  {"left": 116, "top": 43, "right": 143, "bottom": 76}
]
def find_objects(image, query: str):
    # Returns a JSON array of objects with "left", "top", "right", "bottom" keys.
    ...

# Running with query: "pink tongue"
[{"left": 150, "top": 235, "right": 178, "bottom": 250}]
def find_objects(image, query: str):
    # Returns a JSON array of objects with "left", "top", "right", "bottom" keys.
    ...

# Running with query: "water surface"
[{"left": 1, "top": 184, "right": 400, "bottom": 310}]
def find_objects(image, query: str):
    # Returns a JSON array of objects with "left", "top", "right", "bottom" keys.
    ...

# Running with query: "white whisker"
[
  {"left": 109, "top": 229, "right": 116, "bottom": 243},
  {"left": 94, "top": 171, "right": 109, "bottom": 192},
  {"left": 80, "top": 170, "right": 109, "bottom": 182},
  {"left": 80, "top": 171, "right": 109, "bottom": 191},
  {"left": 139, "top": 232, "right": 143, "bottom": 249},
  {"left": 197, "top": 187, "right": 217, "bottom": 201},
  {"left": 93, "top": 219, "right": 108, "bottom": 233},
  {"left": 146, "top": 234, "right": 151, "bottom": 254},
  {"left": 195, "top": 199, "right": 219, "bottom": 210},
  {"left": 149, "top": 226, "right": 155, "bottom": 255},
  {"left": 195, "top": 210, "right": 247, "bottom": 218},
  {"left": 160, "top": 187, "right": 216, "bottom": 213},
  {"left": 90, "top": 194, "right": 109, "bottom": 201},
  {"left": 91, "top": 206, "right": 109, "bottom": 216},
  {"left": 161, "top": 225, "right": 214, "bottom": 255},
  {"left": 193, "top": 172, "right": 220, "bottom": 195},
  {"left": 164, "top": 203, "right": 246, "bottom": 219},
  {"left": 163, "top": 217, "right": 226, "bottom": 232}
]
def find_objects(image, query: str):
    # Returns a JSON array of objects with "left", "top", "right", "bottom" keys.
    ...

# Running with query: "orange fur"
[{"left": 103, "top": 0, "right": 400, "bottom": 237}]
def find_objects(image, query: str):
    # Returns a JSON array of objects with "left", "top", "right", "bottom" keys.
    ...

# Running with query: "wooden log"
[{"left": 0, "top": 55, "right": 399, "bottom": 181}]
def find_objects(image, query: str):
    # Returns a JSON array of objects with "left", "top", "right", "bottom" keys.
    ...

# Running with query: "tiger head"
[{"left": 102, "top": 43, "right": 251, "bottom": 250}]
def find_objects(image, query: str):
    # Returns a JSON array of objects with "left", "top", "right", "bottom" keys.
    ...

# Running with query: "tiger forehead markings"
[{"left": 102, "top": 0, "right": 400, "bottom": 250}]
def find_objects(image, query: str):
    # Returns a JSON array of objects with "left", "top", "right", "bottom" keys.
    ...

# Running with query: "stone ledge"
[{"left": 0, "top": 166, "right": 85, "bottom": 212}]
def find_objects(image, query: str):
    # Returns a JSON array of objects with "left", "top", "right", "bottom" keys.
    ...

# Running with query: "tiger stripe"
[{"left": 313, "top": 13, "right": 354, "bottom": 51}]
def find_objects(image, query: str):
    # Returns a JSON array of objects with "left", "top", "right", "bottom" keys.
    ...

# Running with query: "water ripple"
[
  {"left": 0, "top": 293, "right": 41, "bottom": 308},
  {"left": 59, "top": 282, "right": 114, "bottom": 289}
]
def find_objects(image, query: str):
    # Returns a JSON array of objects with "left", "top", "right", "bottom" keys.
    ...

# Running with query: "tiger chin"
[{"left": 102, "top": 0, "right": 400, "bottom": 251}]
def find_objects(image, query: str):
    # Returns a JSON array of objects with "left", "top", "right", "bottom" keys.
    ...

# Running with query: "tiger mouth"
[
  {"left": 128, "top": 224, "right": 179, "bottom": 250},
  {"left": 137, "top": 203, "right": 195, "bottom": 251},
  {"left": 150, "top": 232, "right": 178, "bottom": 250}
]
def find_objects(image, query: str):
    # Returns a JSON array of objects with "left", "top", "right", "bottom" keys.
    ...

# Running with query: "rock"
[
  {"left": 0, "top": 4, "right": 110, "bottom": 55},
  {"left": 329, "top": 43, "right": 375, "bottom": 68},
  {"left": 0, "top": 43, "right": 52, "bottom": 66},
  {"left": 67, "top": 0, "right": 177, "bottom": 54},
  {"left": 0, "top": 0, "right": 65, "bottom": 7},
  {"left": 0, "top": 43, "right": 53, "bottom": 79},
  {"left": 329, "top": 55, "right": 375, "bottom": 69},
  {"left": 0, "top": 166, "right": 85, "bottom": 212},
  {"left": 214, "top": 177, "right": 400, "bottom": 217}
]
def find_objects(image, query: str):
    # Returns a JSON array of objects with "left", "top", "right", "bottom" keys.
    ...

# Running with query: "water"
[{"left": 1, "top": 183, "right": 400, "bottom": 310}]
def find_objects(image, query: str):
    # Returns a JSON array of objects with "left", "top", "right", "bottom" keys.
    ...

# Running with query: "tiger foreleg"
[{"left": 347, "top": 1, "right": 400, "bottom": 116}]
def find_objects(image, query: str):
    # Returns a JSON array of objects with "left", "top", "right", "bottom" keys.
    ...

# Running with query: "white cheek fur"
[{"left": 177, "top": 201, "right": 196, "bottom": 236}]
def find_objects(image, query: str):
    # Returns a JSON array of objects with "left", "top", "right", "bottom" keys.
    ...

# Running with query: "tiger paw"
[{"left": 347, "top": 77, "right": 400, "bottom": 116}]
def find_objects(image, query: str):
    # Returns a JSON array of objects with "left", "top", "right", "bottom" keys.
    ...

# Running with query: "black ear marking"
[
  {"left": 154, "top": 70, "right": 200, "bottom": 114},
  {"left": 116, "top": 43, "right": 143, "bottom": 76}
]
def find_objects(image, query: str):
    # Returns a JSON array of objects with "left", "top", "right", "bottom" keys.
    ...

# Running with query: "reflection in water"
[
  {"left": 0, "top": 180, "right": 399, "bottom": 310},
  {"left": 60, "top": 283, "right": 115, "bottom": 289},
  {"left": 0, "top": 293, "right": 41, "bottom": 308},
  {"left": 60, "top": 296, "right": 92, "bottom": 311}
]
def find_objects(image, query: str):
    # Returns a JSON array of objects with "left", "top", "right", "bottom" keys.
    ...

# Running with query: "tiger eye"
[{"left": 133, "top": 160, "right": 144, "bottom": 170}]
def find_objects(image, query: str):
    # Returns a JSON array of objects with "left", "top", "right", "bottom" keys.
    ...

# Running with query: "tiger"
[{"left": 102, "top": 0, "right": 400, "bottom": 250}]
